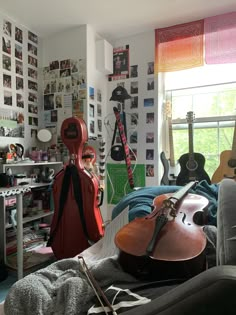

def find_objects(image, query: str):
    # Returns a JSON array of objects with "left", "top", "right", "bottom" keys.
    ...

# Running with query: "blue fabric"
[{"left": 112, "top": 180, "right": 219, "bottom": 226}]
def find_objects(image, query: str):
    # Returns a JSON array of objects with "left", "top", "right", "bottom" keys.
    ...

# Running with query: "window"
[{"left": 163, "top": 64, "right": 236, "bottom": 179}]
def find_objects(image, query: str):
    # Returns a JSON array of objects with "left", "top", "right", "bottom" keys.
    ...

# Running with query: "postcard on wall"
[
  {"left": 15, "top": 27, "right": 23, "bottom": 44},
  {"left": 0, "top": 109, "right": 24, "bottom": 138},
  {"left": 2, "top": 36, "right": 11, "bottom": 55}
]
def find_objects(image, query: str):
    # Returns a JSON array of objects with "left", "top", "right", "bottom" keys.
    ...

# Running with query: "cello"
[{"left": 115, "top": 181, "right": 208, "bottom": 280}]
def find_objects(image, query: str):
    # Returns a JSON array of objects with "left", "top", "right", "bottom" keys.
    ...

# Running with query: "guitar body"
[
  {"left": 160, "top": 151, "right": 180, "bottom": 185},
  {"left": 176, "top": 112, "right": 211, "bottom": 186},
  {"left": 176, "top": 153, "right": 211, "bottom": 186},
  {"left": 211, "top": 150, "right": 236, "bottom": 183}
]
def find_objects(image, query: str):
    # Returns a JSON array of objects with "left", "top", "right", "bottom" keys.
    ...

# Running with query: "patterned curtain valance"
[{"left": 155, "top": 20, "right": 204, "bottom": 73}]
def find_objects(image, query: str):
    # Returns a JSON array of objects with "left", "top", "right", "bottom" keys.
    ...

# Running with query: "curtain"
[
  {"left": 155, "top": 20, "right": 204, "bottom": 73},
  {"left": 205, "top": 11, "right": 236, "bottom": 64}
]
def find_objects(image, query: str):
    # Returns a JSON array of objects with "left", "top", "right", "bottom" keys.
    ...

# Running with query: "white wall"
[{"left": 107, "top": 31, "right": 159, "bottom": 185}]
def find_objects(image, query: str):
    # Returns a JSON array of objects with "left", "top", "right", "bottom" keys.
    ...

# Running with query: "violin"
[{"left": 115, "top": 181, "right": 209, "bottom": 280}]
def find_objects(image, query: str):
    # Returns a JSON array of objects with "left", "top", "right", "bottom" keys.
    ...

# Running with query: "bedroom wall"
[{"left": 0, "top": 10, "right": 42, "bottom": 155}]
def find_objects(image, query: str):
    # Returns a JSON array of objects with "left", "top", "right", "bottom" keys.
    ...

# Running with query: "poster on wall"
[
  {"left": 108, "top": 45, "right": 130, "bottom": 81},
  {"left": 0, "top": 108, "right": 24, "bottom": 137}
]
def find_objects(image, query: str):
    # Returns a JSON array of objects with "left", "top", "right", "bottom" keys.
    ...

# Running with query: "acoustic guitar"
[
  {"left": 160, "top": 103, "right": 180, "bottom": 185},
  {"left": 211, "top": 120, "right": 236, "bottom": 183},
  {"left": 176, "top": 111, "right": 211, "bottom": 186}
]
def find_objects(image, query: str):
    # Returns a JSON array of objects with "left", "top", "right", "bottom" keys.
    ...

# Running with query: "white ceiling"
[{"left": 0, "top": 0, "right": 236, "bottom": 43}]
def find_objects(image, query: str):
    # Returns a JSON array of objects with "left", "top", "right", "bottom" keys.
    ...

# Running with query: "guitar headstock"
[
  {"left": 163, "top": 100, "right": 172, "bottom": 120},
  {"left": 186, "top": 111, "right": 195, "bottom": 124}
]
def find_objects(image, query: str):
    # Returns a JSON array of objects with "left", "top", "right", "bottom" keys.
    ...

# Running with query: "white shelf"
[
  {"left": 6, "top": 211, "right": 53, "bottom": 229},
  {"left": 2, "top": 161, "right": 63, "bottom": 167}
]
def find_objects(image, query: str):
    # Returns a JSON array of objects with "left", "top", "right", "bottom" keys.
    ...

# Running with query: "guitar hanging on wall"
[
  {"left": 160, "top": 102, "right": 180, "bottom": 185},
  {"left": 176, "top": 111, "right": 211, "bottom": 186},
  {"left": 211, "top": 120, "right": 236, "bottom": 183}
]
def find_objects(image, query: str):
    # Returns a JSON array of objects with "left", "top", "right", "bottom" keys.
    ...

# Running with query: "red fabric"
[
  {"left": 205, "top": 12, "right": 236, "bottom": 64},
  {"left": 155, "top": 20, "right": 204, "bottom": 73}
]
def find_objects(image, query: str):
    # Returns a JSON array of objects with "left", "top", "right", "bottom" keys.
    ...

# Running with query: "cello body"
[
  {"left": 49, "top": 117, "right": 104, "bottom": 259},
  {"left": 115, "top": 186, "right": 208, "bottom": 280}
]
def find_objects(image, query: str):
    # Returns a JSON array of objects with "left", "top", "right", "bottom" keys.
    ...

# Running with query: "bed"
[{"left": 2, "top": 179, "right": 236, "bottom": 314}]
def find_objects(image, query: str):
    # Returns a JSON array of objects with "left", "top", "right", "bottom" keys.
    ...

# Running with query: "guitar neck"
[
  {"left": 188, "top": 122, "right": 194, "bottom": 159},
  {"left": 168, "top": 118, "right": 175, "bottom": 167}
]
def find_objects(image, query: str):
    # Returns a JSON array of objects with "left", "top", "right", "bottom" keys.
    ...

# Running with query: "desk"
[{"left": 0, "top": 185, "right": 31, "bottom": 279}]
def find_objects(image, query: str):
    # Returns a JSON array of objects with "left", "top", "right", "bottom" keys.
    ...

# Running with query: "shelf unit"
[{"left": 0, "top": 161, "right": 63, "bottom": 279}]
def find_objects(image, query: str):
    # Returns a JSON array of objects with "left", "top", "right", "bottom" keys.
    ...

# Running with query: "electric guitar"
[
  {"left": 160, "top": 103, "right": 180, "bottom": 185},
  {"left": 176, "top": 111, "right": 211, "bottom": 186},
  {"left": 211, "top": 120, "right": 236, "bottom": 183}
]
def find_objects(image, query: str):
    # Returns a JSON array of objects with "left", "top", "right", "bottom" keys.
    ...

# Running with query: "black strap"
[
  {"left": 111, "top": 121, "right": 118, "bottom": 146},
  {"left": 47, "top": 164, "right": 90, "bottom": 247}
]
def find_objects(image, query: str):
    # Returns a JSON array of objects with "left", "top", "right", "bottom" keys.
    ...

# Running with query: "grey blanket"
[{"left": 4, "top": 256, "right": 137, "bottom": 315}]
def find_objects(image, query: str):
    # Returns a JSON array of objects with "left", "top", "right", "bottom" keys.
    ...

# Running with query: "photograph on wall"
[
  {"left": 130, "top": 131, "right": 137, "bottom": 143},
  {"left": 28, "top": 31, "right": 38, "bottom": 45},
  {"left": 71, "top": 59, "right": 78, "bottom": 73},
  {"left": 72, "top": 99, "right": 84, "bottom": 118},
  {"left": 97, "top": 103, "right": 102, "bottom": 117},
  {"left": 65, "top": 77, "right": 71, "bottom": 93},
  {"left": 0, "top": 109, "right": 24, "bottom": 138},
  {"left": 146, "top": 164, "right": 154, "bottom": 177},
  {"left": 16, "top": 60, "right": 23, "bottom": 75},
  {"left": 131, "top": 113, "right": 138, "bottom": 125},
  {"left": 97, "top": 89, "right": 102, "bottom": 102},
  {"left": 28, "top": 68, "right": 37, "bottom": 80},
  {"left": 71, "top": 73, "right": 80, "bottom": 86},
  {"left": 4, "top": 90, "right": 12, "bottom": 106},
  {"left": 130, "top": 81, "right": 138, "bottom": 94},
  {"left": 147, "top": 78, "right": 154, "bottom": 90},
  {"left": 2, "top": 36, "right": 11, "bottom": 55},
  {"left": 31, "top": 129, "right": 37, "bottom": 138},
  {"left": 16, "top": 93, "right": 24, "bottom": 108},
  {"left": 146, "top": 132, "right": 154, "bottom": 143},
  {"left": 43, "top": 66, "right": 50, "bottom": 80},
  {"left": 98, "top": 119, "right": 102, "bottom": 133},
  {"left": 44, "top": 94, "right": 54, "bottom": 110},
  {"left": 28, "top": 43, "right": 37, "bottom": 56},
  {"left": 28, "top": 80, "right": 38, "bottom": 92},
  {"left": 89, "top": 120, "right": 95, "bottom": 134},
  {"left": 15, "top": 27, "right": 23, "bottom": 43},
  {"left": 60, "top": 68, "right": 71, "bottom": 77},
  {"left": 57, "top": 78, "right": 65, "bottom": 92},
  {"left": 28, "top": 92, "right": 37, "bottom": 103},
  {"left": 89, "top": 104, "right": 95, "bottom": 117},
  {"left": 3, "top": 20, "right": 12, "bottom": 37},
  {"left": 147, "top": 61, "right": 154, "bottom": 75},
  {"left": 15, "top": 44, "right": 23, "bottom": 60},
  {"left": 2, "top": 54, "right": 11, "bottom": 71},
  {"left": 16, "top": 76, "right": 24, "bottom": 91},
  {"left": 131, "top": 96, "right": 138, "bottom": 109},
  {"left": 89, "top": 87, "right": 94, "bottom": 100},
  {"left": 144, "top": 98, "right": 154, "bottom": 107},
  {"left": 60, "top": 59, "right": 70, "bottom": 69},
  {"left": 3, "top": 74, "right": 11, "bottom": 88},
  {"left": 28, "top": 55, "right": 38, "bottom": 68},
  {"left": 28, "top": 116, "right": 38, "bottom": 126},
  {"left": 130, "top": 65, "right": 138, "bottom": 78},
  {"left": 51, "top": 80, "right": 57, "bottom": 93},
  {"left": 55, "top": 94, "right": 63, "bottom": 108},
  {"left": 109, "top": 46, "right": 129, "bottom": 81},
  {"left": 50, "top": 60, "right": 59, "bottom": 70},
  {"left": 28, "top": 103, "right": 38, "bottom": 114},
  {"left": 146, "top": 112, "right": 154, "bottom": 124},
  {"left": 79, "top": 89, "right": 86, "bottom": 99},
  {"left": 79, "top": 74, "right": 86, "bottom": 88},
  {"left": 51, "top": 110, "right": 58, "bottom": 123},
  {"left": 146, "top": 149, "right": 154, "bottom": 160}
]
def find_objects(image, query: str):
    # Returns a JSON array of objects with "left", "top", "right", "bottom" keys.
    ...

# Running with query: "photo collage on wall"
[
  {"left": 88, "top": 86, "right": 103, "bottom": 137},
  {"left": 109, "top": 53, "right": 155, "bottom": 179},
  {"left": 43, "top": 58, "right": 87, "bottom": 136},
  {"left": 1, "top": 19, "right": 39, "bottom": 137}
]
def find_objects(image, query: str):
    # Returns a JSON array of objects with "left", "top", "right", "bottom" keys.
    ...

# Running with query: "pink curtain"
[{"left": 205, "top": 11, "right": 236, "bottom": 64}]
